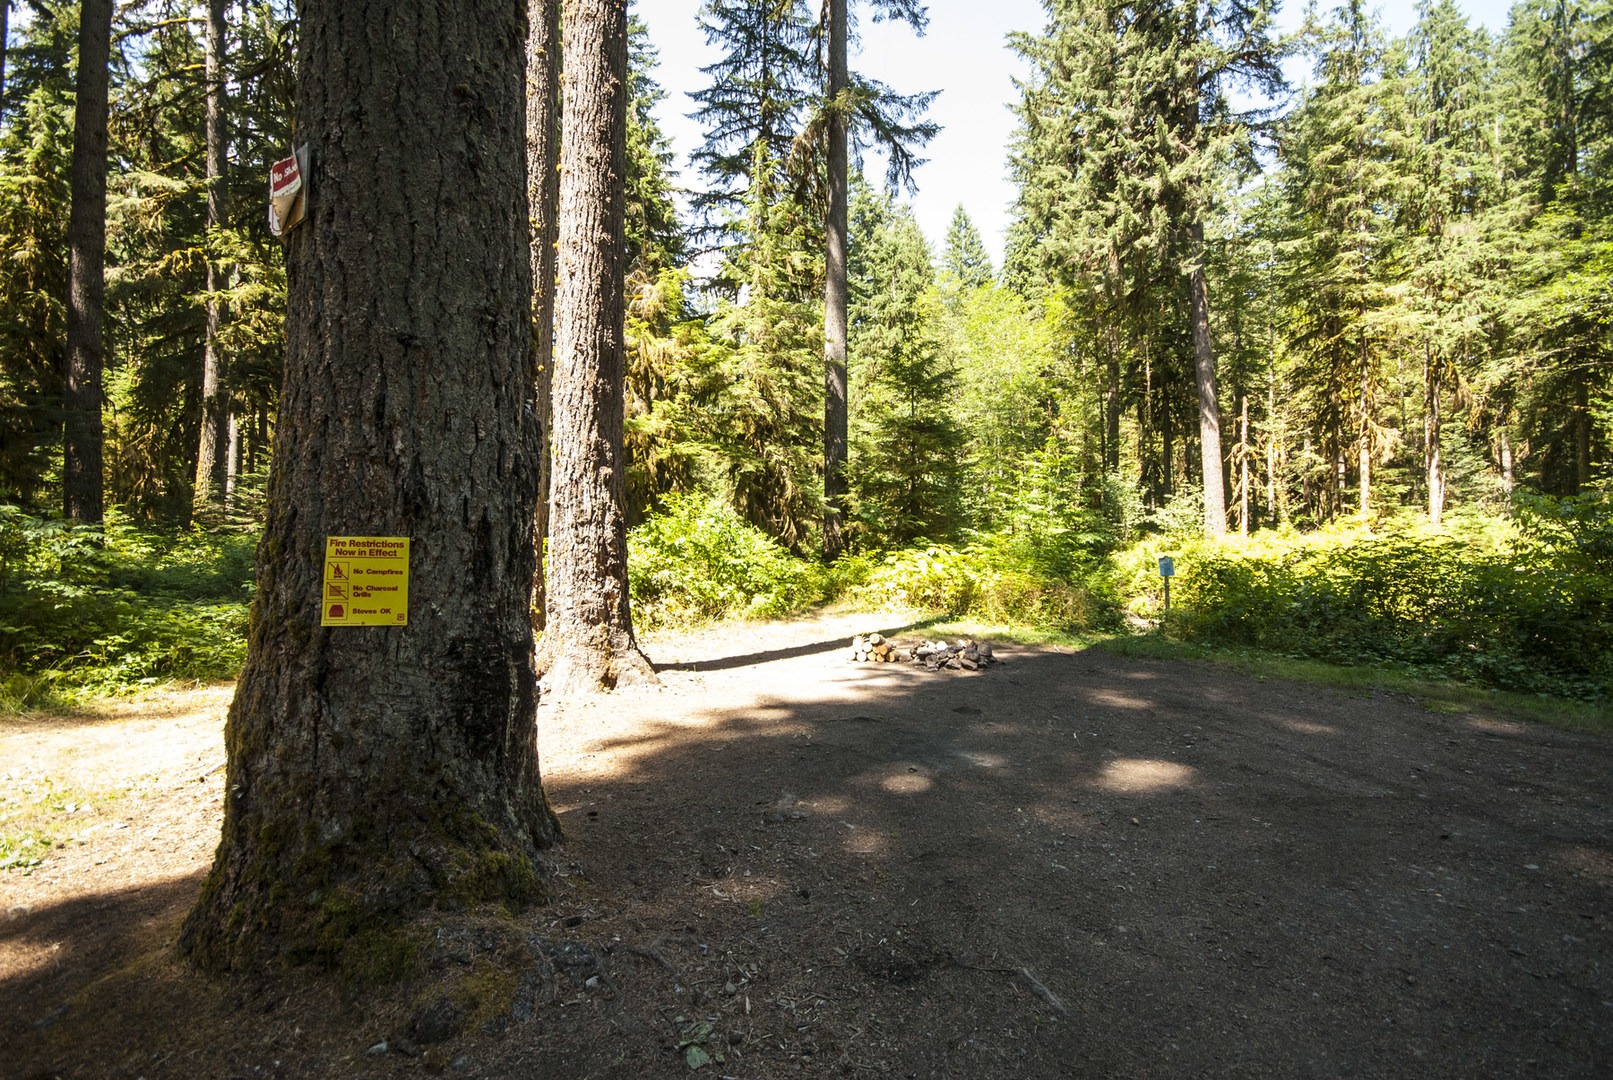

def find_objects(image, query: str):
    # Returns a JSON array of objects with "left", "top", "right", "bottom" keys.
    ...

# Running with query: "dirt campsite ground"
[{"left": 2, "top": 609, "right": 1611, "bottom": 1078}]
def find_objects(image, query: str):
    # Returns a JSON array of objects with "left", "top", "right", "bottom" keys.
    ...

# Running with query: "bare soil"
[{"left": 3, "top": 610, "right": 1611, "bottom": 1078}]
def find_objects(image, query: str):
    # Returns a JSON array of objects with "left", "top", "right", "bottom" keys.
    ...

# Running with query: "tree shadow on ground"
[
  {"left": 3, "top": 631, "right": 1611, "bottom": 1078},
  {"left": 653, "top": 615, "right": 947, "bottom": 672},
  {"left": 532, "top": 637, "right": 1613, "bottom": 1077}
]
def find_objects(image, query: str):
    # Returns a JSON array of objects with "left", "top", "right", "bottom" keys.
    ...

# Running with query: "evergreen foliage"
[
  {"left": 1, "top": 2, "right": 1611, "bottom": 708},
  {"left": 846, "top": 178, "right": 963, "bottom": 545},
  {"left": 941, "top": 205, "right": 993, "bottom": 290}
]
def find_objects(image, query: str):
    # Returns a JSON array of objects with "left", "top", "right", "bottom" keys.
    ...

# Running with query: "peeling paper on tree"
[
  {"left": 322, "top": 537, "right": 409, "bottom": 626},
  {"left": 267, "top": 145, "right": 308, "bottom": 237}
]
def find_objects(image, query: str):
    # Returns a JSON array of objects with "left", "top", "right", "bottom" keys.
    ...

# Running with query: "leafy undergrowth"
[
  {"left": 4, "top": 493, "right": 1608, "bottom": 717},
  {"left": 1121, "top": 499, "right": 1613, "bottom": 704},
  {"left": 0, "top": 507, "right": 255, "bottom": 711}
]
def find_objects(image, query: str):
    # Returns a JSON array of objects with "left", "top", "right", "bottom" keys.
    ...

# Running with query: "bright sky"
[{"left": 637, "top": 1, "right": 1520, "bottom": 268}]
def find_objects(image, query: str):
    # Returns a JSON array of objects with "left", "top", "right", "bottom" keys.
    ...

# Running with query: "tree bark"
[
  {"left": 1574, "top": 370, "right": 1591, "bottom": 494},
  {"left": 821, "top": 0, "right": 849, "bottom": 560},
  {"left": 1358, "top": 334, "right": 1372, "bottom": 522},
  {"left": 1424, "top": 343, "right": 1444, "bottom": 527},
  {"left": 63, "top": 0, "right": 113, "bottom": 523},
  {"left": 1499, "top": 426, "right": 1514, "bottom": 494},
  {"left": 527, "top": 0, "right": 561, "bottom": 627},
  {"left": 1239, "top": 393, "right": 1249, "bottom": 536},
  {"left": 1, "top": 1, "right": 11, "bottom": 122},
  {"left": 180, "top": 0, "right": 557, "bottom": 974},
  {"left": 539, "top": 0, "right": 656, "bottom": 697},
  {"left": 1189, "top": 221, "right": 1225, "bottom": 537},
  {"left": 193, "top": 0, "right": 230, "bottom": 521}
]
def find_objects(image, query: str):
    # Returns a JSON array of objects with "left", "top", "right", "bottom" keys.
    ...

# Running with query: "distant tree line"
[{"left": 1, "top": 0, "right": 1607, "bottom": 550}]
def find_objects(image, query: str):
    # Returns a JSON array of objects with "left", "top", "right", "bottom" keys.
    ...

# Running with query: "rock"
[
  {"left": 960, "top": 656, "right": 978, "bottom": 671},
  {"left": 978, "top": 642, "right": 994, "bottom": 660}
]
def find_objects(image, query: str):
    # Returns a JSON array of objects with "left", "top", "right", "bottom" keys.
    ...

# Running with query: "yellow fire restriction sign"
[{"left": 322, "top": 536, "right": 410, "bottom": 626}]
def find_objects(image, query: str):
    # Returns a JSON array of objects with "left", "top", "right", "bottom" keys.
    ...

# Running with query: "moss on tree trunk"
[{"left": 181, "top": 0, "right": 559, "bottom": 974}]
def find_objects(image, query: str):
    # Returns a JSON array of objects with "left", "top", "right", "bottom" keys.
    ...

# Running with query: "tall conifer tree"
[
  {"left": 63, "top": 0, "right": 113, "bottom": 522},
  {"left": 941, "top": 205, "right": 993, "bottom": 291}
]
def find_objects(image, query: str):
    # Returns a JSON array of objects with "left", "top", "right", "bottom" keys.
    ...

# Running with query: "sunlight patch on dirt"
[
  {"left": 1093, "top": 758, "right": 1195, "bottom": 794},
  {"left": 1281, "top": 719, "right": 1339, "bottom": 736},
  {"left": 1085, "top": 688, "right": 1153, "bottom": 710},
  {"left": 1466, "top": 716, "right": 1528, "bottom": 736},
  {"left": 881, "top": 772, "right": 934, "bottom": 795},
  {"left": 840, "top": 823, "right": 891, "bottom": 856}
]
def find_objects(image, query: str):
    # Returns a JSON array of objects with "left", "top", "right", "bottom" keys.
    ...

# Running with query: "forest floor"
[{"left": 2, "top": 609, "right": 1612, "bottom": 1079}]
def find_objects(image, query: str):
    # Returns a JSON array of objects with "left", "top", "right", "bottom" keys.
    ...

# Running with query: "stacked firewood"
[{"left": 847, "top": 633, "right": 997, "bottom": 671}]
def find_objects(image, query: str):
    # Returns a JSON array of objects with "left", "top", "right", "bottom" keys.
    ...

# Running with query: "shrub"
[
  {"left": 1158, "top": 515, "right": 1612, "bottom": 700},
  {"left": 0, "top": 508, "right": 256, "bottom": 707},
  {"left": 848, "top": 534, "right": 1118, "bottom": 632},
  {"left": 627, "top": 494, "right": 836, "bottom": 628},
  {"left": 851, "top": 545, "right": 977, "bottom": 615}
]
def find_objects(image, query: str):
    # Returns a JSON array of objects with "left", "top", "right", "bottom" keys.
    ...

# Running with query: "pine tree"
[
  {"left": 847, "top": 179, "right": 963, "bottom": 543},
  {"left": 181, "top": 0, "right": 556, "bottom": 972},
  {"left": 811, "top": 0, "right": 938, "bottom": 559},
  {"left": 0, "top": 0, "right": 11, "bottom": 121},
  {"left": 192, "top": 0, "right": 230, "bottom": 520},
  {"left": 528, "top": 0, "right": 560, "bottom": 626},
  {"left": 541, "top": 0, "right": 659, "bottom": 695},
  {"left": 941, "top": 204, "right": 993, "bottom": 291},
  {"left": 1493, "top": 0, "right": 1611, "bottom": 494},
  {"left": 0, "top": 3, "right": 74, "bottom": 508},
  {"left": 1401, "top": 0, "right": 1498, "bottom": 523},
  {"left": 625, "top": 15, "right": 685, "bottom": 277},
  {"left": 63, "top": 0, "right": 114, "bottom": 522},
  {"left": 704, "top": 141, "right": 823, "bottom": 551},
  {"left": 1009, "top": 0, "right": 1283, "bottom": 533},
  {"left": 1275, "top": 0, "right": 1406, "bottom": 522},
  {"left": 686, "top": 0, "right": 814, "bottom": 252}
]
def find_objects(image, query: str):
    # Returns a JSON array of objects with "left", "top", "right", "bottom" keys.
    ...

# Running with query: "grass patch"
[
  {"left": 912, "top": 615, "right": 1098, "bottom": 651},
  {"left": 1096, "top": 632, "right": 1613, "bottom": 735},
  {"left": 0, "top": 775, "right": 126, "bottom": 873}
]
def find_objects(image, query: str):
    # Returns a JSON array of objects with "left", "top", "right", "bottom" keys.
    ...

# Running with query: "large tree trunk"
[
  {"left": 539, "top": 0, "right": 656, "bottom": 697},
  {"left": 1189, "top": 221, "right": 1226, "bottom": 537},
  {"left": 63, "top": 0, "right": 113, "bottom": 523},
  {"left": 1358, "top": 334, "right": 1372, "bottom": 521},
  {"left": 821, "top": 0, "right": 849, "bottom": 561},
  {"left": 527, "top": 0, "right": 561, "bottom": 627},
  {"left": 193, "top": 0, "right": 230, "bottom": 521},
  {"left": 1424, "top": 343, "right": 1444, "bottom": 527},
  {"left": 1574, "top": 369, "right": 1591, "bottom": 494},
  {"left": 1239, "top": 393, "right": 1250, "bottom": 535},
  {"left": 1, "top": 1, "right": 11, "bottom": 121},
  {"left": 180, "top": 0, "right": 557, "bottom": 974}
]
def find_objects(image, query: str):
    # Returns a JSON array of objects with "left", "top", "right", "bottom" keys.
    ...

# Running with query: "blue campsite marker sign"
[{"left": 1158, "top": 555, "right": 1175, "bottom": 613}]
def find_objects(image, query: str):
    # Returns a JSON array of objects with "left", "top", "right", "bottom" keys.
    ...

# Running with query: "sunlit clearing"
[
  {"left": 1086, "top": 688, "right": 1152, "bottom": 710},
  {"left": 1094, "top": 758, "right": 1194, "bottom": 794}
]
